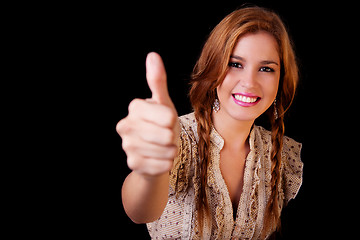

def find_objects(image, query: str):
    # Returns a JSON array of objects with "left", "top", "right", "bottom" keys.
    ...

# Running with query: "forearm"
[{"left": 121, "top": 171, "right": 170, "bottom": 224}]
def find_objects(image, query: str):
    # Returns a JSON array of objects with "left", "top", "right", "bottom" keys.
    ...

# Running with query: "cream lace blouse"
[{"left": 147, "top": 112, "right": 303, "bottom": 239}]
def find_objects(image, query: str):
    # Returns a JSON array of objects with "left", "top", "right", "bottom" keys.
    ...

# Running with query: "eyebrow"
[{"left": 230, "top": 55, "right": 279, "bottom": 66}]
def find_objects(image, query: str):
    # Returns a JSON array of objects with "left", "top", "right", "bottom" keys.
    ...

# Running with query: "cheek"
[
  {"left": 217, "top": 76, "right": 233, "bottom": 97},
  {"left": 262, "top": 78, "right": 280, "bottom": 102}
]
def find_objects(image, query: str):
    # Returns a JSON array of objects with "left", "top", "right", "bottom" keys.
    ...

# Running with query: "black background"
[{"left": 13, "top": 0, "right": 357, "bottom": 239}]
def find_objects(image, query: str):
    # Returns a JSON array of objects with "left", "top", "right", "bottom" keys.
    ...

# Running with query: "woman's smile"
[{"left": 232, "top": 93, "right": 261, "bottom": 107}]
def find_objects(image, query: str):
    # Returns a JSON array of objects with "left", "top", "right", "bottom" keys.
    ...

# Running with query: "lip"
[{"left": 232, "top": 92, "right": 261, "bottom": 107}]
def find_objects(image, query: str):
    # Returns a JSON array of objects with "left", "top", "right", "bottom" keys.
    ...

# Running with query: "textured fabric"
[{"left": 147, "top": 112, "right": 303, "bottom": 239}]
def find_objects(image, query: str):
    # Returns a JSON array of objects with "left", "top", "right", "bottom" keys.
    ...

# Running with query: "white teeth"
[{"left": 234, "top": 94, "right": 258, "bottom": 103}]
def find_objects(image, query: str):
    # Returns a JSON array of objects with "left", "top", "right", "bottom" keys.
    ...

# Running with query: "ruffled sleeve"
[
  {"left": 281, "top": 136, "right": 303, "bottom": 204},
  {"left": 168, "top": 114, "right": 198, "bottom": 198}
]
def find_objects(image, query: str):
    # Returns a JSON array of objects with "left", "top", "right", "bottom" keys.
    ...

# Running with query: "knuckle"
[
  {"left": 147, "top": 160, "right": 172, "bottom": 176},
  {"left": 162, "top": 160, "right": 174, "bottom": 173},
  {"left": 128, "top": 98, "right": 143, "bottom": 113},
  {"left": 121, "top": 138, "right": 128, "bottom": 150},
  {"left": 169, "top": 146, "right": 178, "bottom": 159},
  {"left": 168, "top": 111, "right": 177, "bottom": 125},
  {"left": 163, "top": 129, "right": 175, "bottom": 144},
  {"left": 161, "top": 108, "right": 177, "bottom": 127},
  {"left": 121, "top": 138, "right": 136, "bottom": 153},
  {"left": 127, "top": 157, "right": 140, "bottom": 171},
  {"left": 116, "top": 118, "right": 127, "bottom": 135}
]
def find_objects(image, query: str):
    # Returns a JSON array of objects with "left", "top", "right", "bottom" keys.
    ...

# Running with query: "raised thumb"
[{"left": 146, "top": 52, "right": 172, "bottom": 106}]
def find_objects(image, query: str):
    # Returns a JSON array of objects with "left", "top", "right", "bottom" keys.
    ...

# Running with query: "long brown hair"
[{"left": 189, "top": 6, "right": 299, "bottom": 238}]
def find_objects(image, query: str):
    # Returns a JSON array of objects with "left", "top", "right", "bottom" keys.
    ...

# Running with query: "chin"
[{"left": 226, "top": 108, "right": 263, "bottom": 122}]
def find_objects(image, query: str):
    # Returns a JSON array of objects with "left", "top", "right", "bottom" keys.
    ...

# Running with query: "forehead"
[{"left": 232, "top": 31, "right": 280, "bottom": 62}]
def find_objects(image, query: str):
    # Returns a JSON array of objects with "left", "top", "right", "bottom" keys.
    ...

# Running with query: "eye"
[
  {"left": 229, "top": 62, "right": 243, "bottom": 69},
  {"left": 259, "top": 66, "right": 275, "bottom": 72}
]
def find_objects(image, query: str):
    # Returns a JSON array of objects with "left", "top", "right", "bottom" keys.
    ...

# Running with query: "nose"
[{"left": 239, "top": 68, "right": 257, "bottom": 88}]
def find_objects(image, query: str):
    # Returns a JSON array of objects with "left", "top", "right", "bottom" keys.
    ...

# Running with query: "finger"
[
  {"left": 136, "top": 120, "right": 177, "bottom": 146},
  {"left": 127, "top": 156, "right": 174, "bottom": 176},
  {"left": 146, "top": 52, "right": 173, "bottom": 107},
  {"left": 123, "top": 135, "right": 177, "bottom": 161},
  {"left": 128, "top": 98, "right": 177, "bottom": 128},
  {"left": 137, "top": 142, "right": 178, "bottom": 160}
]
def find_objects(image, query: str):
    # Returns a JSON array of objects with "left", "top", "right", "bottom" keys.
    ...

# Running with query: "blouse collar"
[{"left": 210, "top": 125, "right": 256, "bottom": 151}]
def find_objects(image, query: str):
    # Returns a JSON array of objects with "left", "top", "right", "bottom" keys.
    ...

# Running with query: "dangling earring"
[
  {"left": 213, "top": 99, "right": 220, "bottom": 113},
  {"left": 273, "top": 99, "right": 278, "bottom": 120}
]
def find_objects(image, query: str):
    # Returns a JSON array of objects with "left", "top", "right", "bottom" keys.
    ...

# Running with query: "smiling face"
[{"left": 215, "top": 31, "right": 281, "bottom": 123}]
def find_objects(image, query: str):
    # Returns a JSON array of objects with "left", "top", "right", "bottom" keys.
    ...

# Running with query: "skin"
[{"left": 117, "top": 31, "right": 281, "bottom": 223}]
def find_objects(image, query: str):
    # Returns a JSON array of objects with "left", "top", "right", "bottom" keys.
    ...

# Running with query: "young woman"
[{"left": 117, "top": 6, "right": 303, "bottom": 239}]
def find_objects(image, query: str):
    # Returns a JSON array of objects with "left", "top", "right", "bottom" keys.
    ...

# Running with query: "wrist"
[{"left": 132, "top": 170, "right": 170, "bottom": 185}]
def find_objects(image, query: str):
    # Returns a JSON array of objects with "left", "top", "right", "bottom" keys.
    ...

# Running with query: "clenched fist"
[{"left": 116, "top": 52, "right": 180, "bottom": 177}]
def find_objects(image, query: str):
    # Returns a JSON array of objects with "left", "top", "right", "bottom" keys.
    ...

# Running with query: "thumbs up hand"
[{"left": 117, "top": 52, "right": 180, "bottom": 177}]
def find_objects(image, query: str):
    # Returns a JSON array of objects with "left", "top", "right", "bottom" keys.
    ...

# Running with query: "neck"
[{"left": 212, "top": 110, "right": 254, "bottom": 150}]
